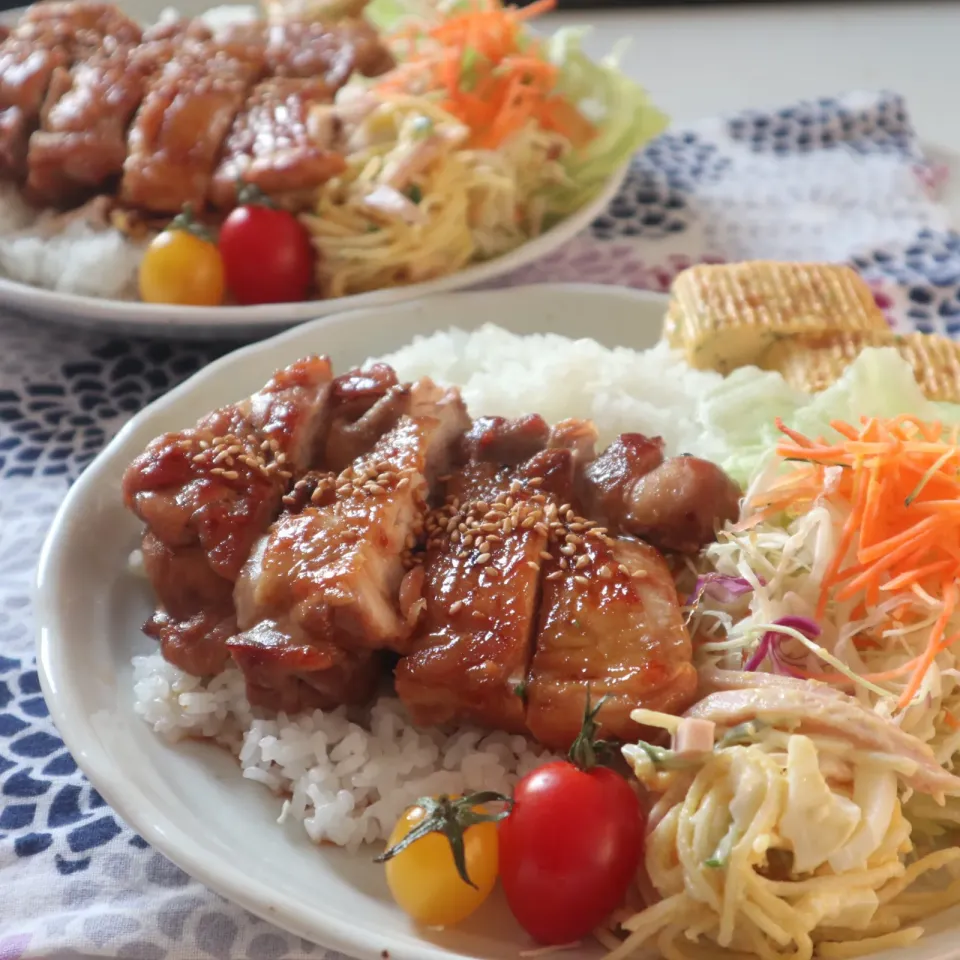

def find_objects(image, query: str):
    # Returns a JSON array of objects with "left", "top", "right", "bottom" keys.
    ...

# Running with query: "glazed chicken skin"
[
  {"left": 123, "top": 356, "right": 334, "bottom": 675},
  {"left": 394, "top": 453, "right": 555, "bottom": 733},
  {"left": 209, "top": 76, "right": 346, "bottom": 210},
  {"left": 229, "top": 378, "right": 469, "bottom": 710},
  {"left": 119, "top": 41, "right": 265, "bottom": 214},
  {"left": 0, "top": 2, "right": 395, "bottom": 213},
  {"left": 124, "top": 356, "right": 743, "bottom": 750},
  {"left": 580, "top": 433, "right": 742, "bottom": 553},
  {"left": 398, "top": 435, "right": 700, "bottom": 748},
  {"left": 0, "top": 3, "right": 142, "bottom": 178},
  {"left": 525, "top": 529, "right": 696, "bottom": 750},
  {"left": 27, "top": 46, "right": 154, "bottom": 206}
]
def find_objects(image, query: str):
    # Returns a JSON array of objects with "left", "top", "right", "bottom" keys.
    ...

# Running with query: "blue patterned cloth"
[{"left": 2, "top": 91, "right": 960, "bottom": 959}]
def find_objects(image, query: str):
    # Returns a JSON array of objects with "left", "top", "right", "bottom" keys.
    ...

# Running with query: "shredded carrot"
[
  {"left": 374, "top": 0, "right": 596, "bottom": 151},
  {"left": 746, "top": 417, "right": 960, "bottom": 707}
]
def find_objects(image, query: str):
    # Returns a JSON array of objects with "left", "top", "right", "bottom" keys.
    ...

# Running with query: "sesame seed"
[
  {"left": 560, "top": 544, "right": 576, "bottom": 556},
  {"left": 476, "top": 552, "right": 491, "bottom": 564},
  {"left": 575, "top": 555, "right": 590, "bottom": 570},
  {"left": 527, "top": 561, "right": 540, "bottom": 572},
  {"left": 449, "top": 600, "right": 463, "bottom": 614},
  {"left": 619, "top": 564, "right": 630, "bottom": 575},
  {"left": 598, "top": 565, "right": 612, "bottom": 579},
  {"left": 397, "top": 478, "right": 410, "bottom": 490},
  {"left": 210, "top": 467, "right": 225, "bottom": 476},
  {"left": 539, "top": 550, "right": 552, "bottom": 560},
  {"left": 546, "top": 571, "right": 562, "bottom": 581},
  {"left": 574, "top": 575, "right": 589, "bottom": 586},
  {"left": 633, "top": 570, "right": 648, "bottom": 579},
  {"left": 223, "top": 470, "right": 239, "bottom": 480}
]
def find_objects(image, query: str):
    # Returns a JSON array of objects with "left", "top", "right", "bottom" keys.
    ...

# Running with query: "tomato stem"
[
  {"left": 167, "top": 203, "right": 215, "bottom": 244},
  {"left": 235, "top": 178, "right": 278, "bottom": 209},
  {"left": 375, "top": 792, "right": 511, "bottom": 889},
  {"left": 568, "top": 688, "right": 616, "bottom": 771}
]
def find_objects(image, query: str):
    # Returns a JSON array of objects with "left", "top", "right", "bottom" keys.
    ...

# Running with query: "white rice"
[{"left": 131, "top": 327, "right": 728, "bottom": 849}]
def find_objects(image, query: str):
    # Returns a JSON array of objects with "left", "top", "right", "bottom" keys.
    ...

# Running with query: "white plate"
[
  {"left": 0, "top": 0, "right": 628, "bottom": 339},
  {"left": 36, "top": 285, "right": 669, "bottom": 960},
  {"left": 36, "top": 283, "right": 960, "bottom": 960}
]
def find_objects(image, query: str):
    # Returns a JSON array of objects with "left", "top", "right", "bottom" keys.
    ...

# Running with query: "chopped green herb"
[
  {"left": 460, "top": 45, "right": 481, "bottom": 90},
  {"left": 632, "top": 741, "right": 700, "bottom": 771},
  {"left": 514, "top": 682, "right": 526, "bottom": 699},
  {"left": 704, "top": 857, "right": 724, "bottom": 869},
  {"left": 407, "top": 184, "right": 423, "bottom": 204},
  {"left": 365, "top": 223, "right": 381, "bottom": 233},
  {"left": 719, "top": 719, "right": 768, "bottom": 747}
]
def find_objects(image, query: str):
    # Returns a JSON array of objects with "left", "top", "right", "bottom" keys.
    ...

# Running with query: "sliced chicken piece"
[
  {"left": 20, "top": 3, "right": 142, "bottom": 48},
  {"left": 525, "top": 455, "right": 697, "bottom": 750},
  {"left": 231, "top": 379, "right": 468, "bottom": 681},
  {"left": 687, "top": 686, "right": 960, "bottom": 798},
  {"left": 124, "top": 356, "right": 334, "bottom": 578},
  {"left": 140, "top": 18, "right": 213, "bottom": 45},
  {"left": 140, "top": 532, "right": 234, "bottom": 619},
  {"left": 548, "top": 418, "right": 598, "bottom": 467},
  {"left": 460, "top": 414, "right": 550, "bottom": 466},
  {"left": 144, "top": 609, "right": 237, "bottom": 677},
  {"left": 581, "top": 435, "right": 741, "bottom": 554},
  {"left": 0, "top": 4, "right": 142, "bottom": 178},
  {"left": 394, "top": 454, "right": 553, "bottom": 733},
  {"left": 119, "top": 41, "right": 264, "bottom": 214},
  {"left": 124, "top": 357, "right": 334, "bottom": 675},
  {"left": 265, "top": 18, "right": 394, "bottom": 81},
  {"left": 209, "top": 76, "right": 345, "bottom": 209},
  {"left": 227, "top": 620, "right": 379, "bottom": 713},
  {"left": 27, "top": 48, "right": 153, "bottom": 206},
  {"left": 321, "top": 363, "right": 408, "bottom": 471}
]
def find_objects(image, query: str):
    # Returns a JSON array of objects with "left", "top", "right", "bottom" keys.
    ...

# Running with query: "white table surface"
[{"left": 543, "top": 1, "right": 960, "bottom": 224}]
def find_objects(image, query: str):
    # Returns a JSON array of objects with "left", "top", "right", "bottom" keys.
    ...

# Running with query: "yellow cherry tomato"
[
  {"left": 139, "top": 228, "right": 225, "bottom": 307},
  {"left": 383, "top": 797, "right": 500, "bottom": 928}
]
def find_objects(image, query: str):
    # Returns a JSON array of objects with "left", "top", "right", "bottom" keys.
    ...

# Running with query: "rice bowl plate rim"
[{"left": 35, "top": 284, "right": 960, "bottom": 960}]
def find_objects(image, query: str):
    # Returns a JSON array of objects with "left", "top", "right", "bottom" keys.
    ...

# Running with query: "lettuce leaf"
[{"left": 544, "top": 28, "right": 668, "bottom": 216}]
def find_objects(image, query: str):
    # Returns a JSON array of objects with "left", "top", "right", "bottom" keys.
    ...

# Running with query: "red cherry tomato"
[
  {"left": 219, "top": 204, "right": 314, "bottom": 305},
  {"left": 498, "top": 760, "right": 645, "bottom": 945}
]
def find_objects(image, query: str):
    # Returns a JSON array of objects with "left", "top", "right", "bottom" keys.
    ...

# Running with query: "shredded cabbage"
[{"left": 540, "top": 28, "right": 667, "bottom": 217}]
